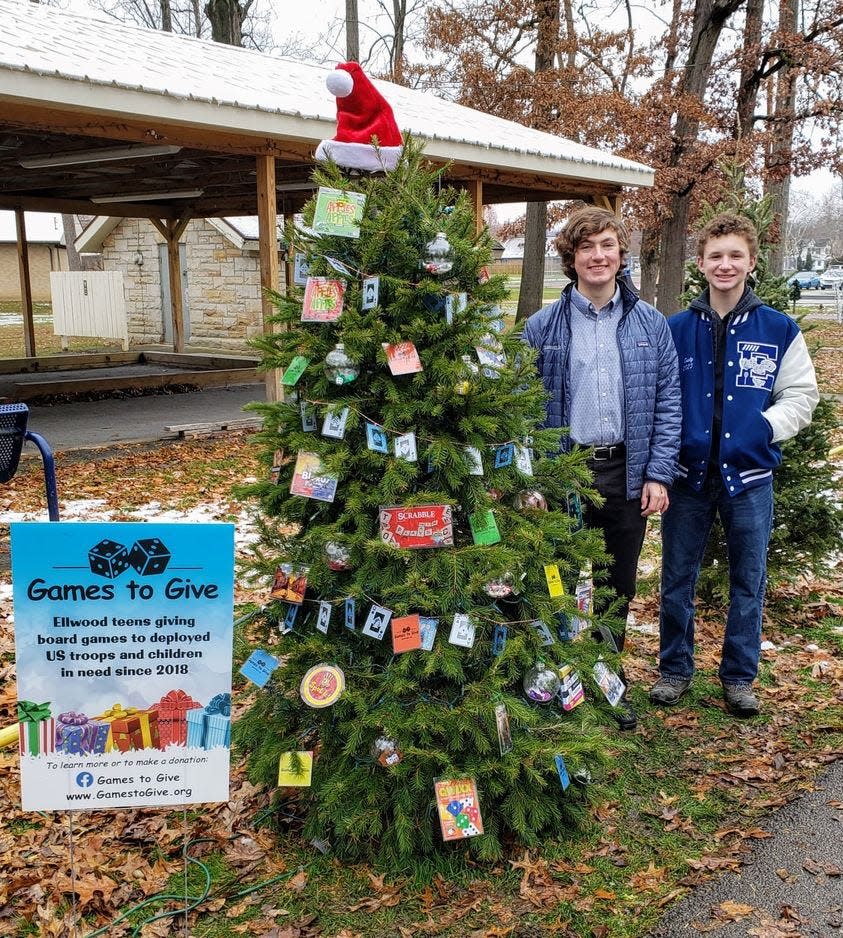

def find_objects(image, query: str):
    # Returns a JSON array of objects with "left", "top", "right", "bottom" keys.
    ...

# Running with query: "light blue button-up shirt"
[{"left": 568, "top": 285, "right": 625, "bottom": 446}]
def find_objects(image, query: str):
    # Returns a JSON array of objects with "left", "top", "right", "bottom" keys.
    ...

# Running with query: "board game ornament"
[{"left": 316, "top": 63, "right": 404, "bottom": 172}]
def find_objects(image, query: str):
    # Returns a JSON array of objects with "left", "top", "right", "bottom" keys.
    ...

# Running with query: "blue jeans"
[{"left": 659, "top": 477, "right": 774, "bottom": 685}]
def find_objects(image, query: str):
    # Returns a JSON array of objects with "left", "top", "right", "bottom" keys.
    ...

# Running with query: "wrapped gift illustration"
[
  {"left": 140, "top": 709, "right": 160, "bottom": 749},
  {"left": 17, "top": 700, "right": 54, "bottom": 757},
  {"left": 156, "top": 689, "right": 202, "bottom": 748},
  {"left": 186, "top": 707, "right": 206, "bottom": 748},
  {"left": 55, "top": 711, "right": 109, "bottom": 755},
  {"left": 111, "top": 713, "right": 145, "bottom": 752},
  {"left": 185, "top": 693, "right": 231, "bottom": 749},
  {"left": 95, "top": 703, "right": 160, "bottom": 751},
  {"left": 203, "top": 693, "right": 231, "bottom": 749}
]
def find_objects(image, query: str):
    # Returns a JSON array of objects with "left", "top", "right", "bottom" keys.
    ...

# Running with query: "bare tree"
[
  {"left": 516, "top": 0, "right": 559, "bottom": 324},
  {"left": 647, "top": 0, "right": 747, "bottom": 315},
  {"left": 763, "top": 0, "right": 799, "bottom": 275},
  {"left": 91, "top": 0, "right": 204, "bottom": 36},
  {"left": 205, "top": 0, "right": 254, "bottom": 44},
  {"left": 346, "top": 0, "right": 360, "bottom": 60}
]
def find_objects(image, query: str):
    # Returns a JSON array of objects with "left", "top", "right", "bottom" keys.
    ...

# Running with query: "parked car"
[
  {"left": 820, "top": 266, "right": 843, "bottom": 289},
  {"left": 787, "top": 271, "right": 821, "bottom": 289}
]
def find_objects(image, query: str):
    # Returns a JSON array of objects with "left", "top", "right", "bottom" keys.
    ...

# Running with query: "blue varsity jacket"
[{"left": 668, "top": 289, "right": 818, "bottom": 497}]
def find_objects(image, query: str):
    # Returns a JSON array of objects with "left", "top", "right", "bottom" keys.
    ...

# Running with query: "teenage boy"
[
  {"left": 652, "top": 213, "right": 818, "bottom": 716},
  {"left": 523, "top": 207, "right": 681, "bottom": 731}
]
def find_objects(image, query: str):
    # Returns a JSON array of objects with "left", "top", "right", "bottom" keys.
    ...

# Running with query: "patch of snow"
[
  {"left": 760, "top": 640, "right": 778, "bottom": 651},
  {"left": 629, "top": 622, "right": 658, "bottom": 635},
  {"left": 805, "top": 643, "right": 820, "bottom": 652},
  {"left": 59, "top": 499, "right": 115, "bottom": 521}
]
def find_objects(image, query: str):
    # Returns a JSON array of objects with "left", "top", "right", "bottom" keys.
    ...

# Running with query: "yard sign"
[{"left": 12, "top": 522, "right": 234, "bottom": 811}]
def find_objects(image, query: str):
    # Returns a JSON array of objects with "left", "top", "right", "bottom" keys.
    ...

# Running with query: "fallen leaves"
[
  {"left": 629, "top": 862, "right": 667, "bottom": 892},
  {"left": 0, "top": 437, "right": 840, "bottom": 938},
  {"left": 802, "top": 857, "right": 842, "bottom": 877},
  {"left": 285, "top": 869, "right": 308, "bottom": 893},
  {"left": 347, "top": 872, "right": 402, "bottom": 912},
  {"left": 719, "top": 900, "right": 756, "bottom": 920}
]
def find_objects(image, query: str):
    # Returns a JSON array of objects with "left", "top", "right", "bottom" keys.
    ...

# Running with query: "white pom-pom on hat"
[{"left": 326, "top": 69, "right": 354, "bottom": 98}]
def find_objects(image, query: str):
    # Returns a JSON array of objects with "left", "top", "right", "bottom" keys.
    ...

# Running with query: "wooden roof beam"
[
  {"left": 0, "top": 193, "right": 179, "bottom": 219},
  {"left": 0, "top": 104, "right": 316, "bottom": 160}
]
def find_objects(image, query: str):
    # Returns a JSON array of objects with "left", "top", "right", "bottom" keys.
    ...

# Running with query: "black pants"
[{"left": 583, "top": 454, "right": 647, "bottom": 652}]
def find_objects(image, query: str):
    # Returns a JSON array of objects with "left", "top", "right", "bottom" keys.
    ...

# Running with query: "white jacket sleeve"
[{"left": 762, "top": 331, "right": 819, "bottom": 443}]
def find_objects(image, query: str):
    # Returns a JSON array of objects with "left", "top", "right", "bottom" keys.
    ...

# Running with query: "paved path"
[
  {"left": 21, "top": 382, "right": 265, "bottom": 452},
  {"left": 649, "top": 759, "right": 843, "bottom": 936}
]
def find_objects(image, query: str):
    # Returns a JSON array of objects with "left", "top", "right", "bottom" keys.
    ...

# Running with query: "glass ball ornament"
[
  {"left": 455, "top": 354, "right": 479, "bottom": 396},
  {"left": 514, "top": 489, "right": 548, "bottom": 512},
  {"left": 423, "top": 231, "right": 453, "bottom": 276},
  {"left": 488, "top": 488, "right": 504, "bottom": 501},
  {"left": 523, "top": 662, "right": 561, "bottom": 703},
  {"left": 572, "top": 766, "right": 593, "bottom": 787},
  {"left": 324, "top": 343, "right": 359, "bottom": 385},
  {"left": 370, "top": 735, "right": 398, "bottom": 759},
  {"left": 370, "top": 735, "right": 403, "bottom": 766},
  {"left": 483, "top": 572, "right": 516, "bottom": 598},
  {"left": 324, "top": 541, "right": 351, "bottom": 571}
]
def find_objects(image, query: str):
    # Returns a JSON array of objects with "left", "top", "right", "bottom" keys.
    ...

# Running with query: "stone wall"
[{"left": 100, "top": 218, "right": 284, "bottom": 350}]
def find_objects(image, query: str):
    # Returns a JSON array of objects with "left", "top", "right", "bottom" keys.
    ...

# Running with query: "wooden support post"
[
  {"left": 151, "top": 215, "right": 190, "bottom": 353},
  {"left": 15, "top": 210, "right": 36, "bottom": 357},
  {"left": 590, "top": 194, "right": 623, "bottom": 216},
  {"left": 257, "top": 153, "right": 280, "bottom": 403},
  {"left": 464, "top": 179, "right": 484, "bottom": 234},
  {"left": 284, "top": 227, "right": 294, "bottom": 298}
]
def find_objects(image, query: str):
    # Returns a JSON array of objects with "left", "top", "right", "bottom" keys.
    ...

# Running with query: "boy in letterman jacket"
[{"left": 651, "top": 214, "right": 818, "bottom": 717}]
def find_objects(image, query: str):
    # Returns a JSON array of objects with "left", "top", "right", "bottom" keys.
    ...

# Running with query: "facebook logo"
[{"left": 75, "top": 771, "right": 94, "bottom": 788}]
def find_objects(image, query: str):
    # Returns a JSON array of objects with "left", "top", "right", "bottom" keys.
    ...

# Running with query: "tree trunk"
[
  {"left": 764, "top": 0, "right": 798, "bottom": 276},
  {"left": 391, "top": 0, "right": 406, "bottom": 83},
  {"left": 656, "top": 207, "right": 692, "bottom": 315},
  {"left": 205, "top": 0, "right": 243, "bottom": 45},
  {"left": 535, "top": 0, "right": 559, "bottom": 70},
  {"left": 62, "top": 214, "right": 82, "bottom": 272},
  {"left": 345, "top": 0, "right": 359, "bottom": 61},
  {"left": 561, "top": 0, "right": 576, "bottom": 68},
  {"left": 515, "top": 0, "right": 558, "bottom": 324},
  {"left": 516, "top": 201, "right": 548, "bottom": 323},
  {"left": 655, "top": 0, "right": 747, "bottom": 315},
  {"left": 160, "top": 0, "right": 173, "bottom": 31},
  {"left": 639, "top": 227, "right": 660, "bottom": 306},
  {"left": 735, "top": 0, "right": 763, "bottom": 138}
]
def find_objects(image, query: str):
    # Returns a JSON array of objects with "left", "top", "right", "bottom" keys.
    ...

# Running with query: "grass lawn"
[
  {"left": 0, "top": 431, "right": 840, "bottom": 937},
  {"left": 0, "top": 301, "right": 121, "bottom": 358}
]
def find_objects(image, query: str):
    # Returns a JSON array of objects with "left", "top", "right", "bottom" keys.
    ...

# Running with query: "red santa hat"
[{"left": 315, "top": 62, "right": 403, "bottom": 173}]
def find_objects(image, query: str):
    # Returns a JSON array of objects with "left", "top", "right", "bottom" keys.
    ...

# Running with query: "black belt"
[{"left": 587, "top": 442, "right": 626, "bottom": 461}]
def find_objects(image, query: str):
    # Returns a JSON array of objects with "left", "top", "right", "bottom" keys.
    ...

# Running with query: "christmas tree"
[{"left": 235, "top": 136, "right": 622, "bottom": 866}]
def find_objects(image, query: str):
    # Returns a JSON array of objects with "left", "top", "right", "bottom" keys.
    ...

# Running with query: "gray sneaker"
[
  {"left": 722, "top": 682, "right": 760, "bottom": 717},
  {"left": 649, "top": 675, "right": 692, "bottom": 706}
]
